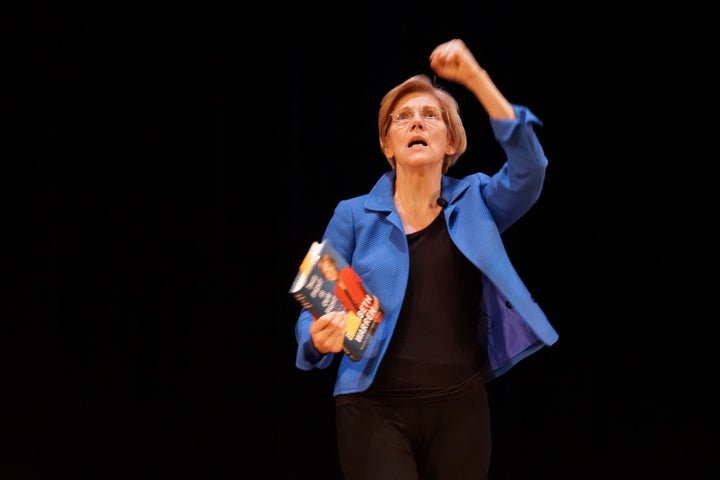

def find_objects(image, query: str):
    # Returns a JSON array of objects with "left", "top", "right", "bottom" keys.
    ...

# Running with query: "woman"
[{"left": 294, "top": 38, "right": 559, "bottom": 480}]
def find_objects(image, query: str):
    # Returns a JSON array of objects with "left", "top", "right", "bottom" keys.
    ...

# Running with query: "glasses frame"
[{"left": 388, "top": 105, "right": 446, "bottom": 128}]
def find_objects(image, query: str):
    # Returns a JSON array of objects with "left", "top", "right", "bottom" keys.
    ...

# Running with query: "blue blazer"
[{"left": 295, "top": 105, "right": 559, "bottom": 396}]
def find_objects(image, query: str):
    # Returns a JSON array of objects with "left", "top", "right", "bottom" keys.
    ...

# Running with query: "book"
[{"left": 289, "top": 239, "right": 383, "bottom": 362}]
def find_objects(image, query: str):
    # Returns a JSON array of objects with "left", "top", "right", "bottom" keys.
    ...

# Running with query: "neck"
[
  {"left": 393, "top": 170, "right": 442, "bottom": 211},
  {"left": 393, "top": 190, "right": 440, "bottom": 211},
  {"left": 393, "top": 187, "right": 442, "bottom": 234}
]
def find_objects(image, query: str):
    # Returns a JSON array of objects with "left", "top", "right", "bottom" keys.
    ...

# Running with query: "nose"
[{"left": 410, "top": 119, "right": 425, "bottom": 129}]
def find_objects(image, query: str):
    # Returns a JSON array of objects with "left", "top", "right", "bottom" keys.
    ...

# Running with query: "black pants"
[{"left": 335, "top": 380, "right": 491, "bottom": 480}]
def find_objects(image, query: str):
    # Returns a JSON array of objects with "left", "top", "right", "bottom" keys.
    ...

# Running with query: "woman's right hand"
[
  {"left": 310, "top": 311, "right": 347, "bottom": 354},
  {"left": 429, "top": 38, "right": 482, "bottom": 88}
]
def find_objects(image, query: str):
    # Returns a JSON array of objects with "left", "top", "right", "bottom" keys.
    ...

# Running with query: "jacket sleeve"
[
  {"left": 294, "top": 200, "right": 357, "bottom": 371},
  {"left": 481, "top": 104, "right": 548, "bottom": 233}
]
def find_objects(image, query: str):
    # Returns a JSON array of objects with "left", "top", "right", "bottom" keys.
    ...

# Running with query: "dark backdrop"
[{"left": 9, "top": 3, "right": 715, "bottom": 479}]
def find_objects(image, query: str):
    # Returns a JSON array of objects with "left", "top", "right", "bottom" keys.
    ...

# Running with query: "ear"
[
  {"left": 445, "top": 143, "right": 457, "bottom": 155},
  {"left": 383, "top": 143, "right": 394, "bottom": 160}
]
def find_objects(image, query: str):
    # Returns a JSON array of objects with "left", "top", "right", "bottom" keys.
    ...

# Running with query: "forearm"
[{"left": 464, "top": 66, "right": 515, "bottom": 121}]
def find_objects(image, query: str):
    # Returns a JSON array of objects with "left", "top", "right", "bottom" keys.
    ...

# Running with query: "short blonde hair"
[{"left": 378, "top": 74, "right": 467, "bottom": 173}]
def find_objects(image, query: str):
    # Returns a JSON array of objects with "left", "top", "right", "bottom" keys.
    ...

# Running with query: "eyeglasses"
[{"left": 389, "top": 106, "right": 444, "bottom": 127}]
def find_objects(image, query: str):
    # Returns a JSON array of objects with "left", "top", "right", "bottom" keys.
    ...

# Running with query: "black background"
[{"left": 8, "top": 2, "right": 715, "bottom": 479}]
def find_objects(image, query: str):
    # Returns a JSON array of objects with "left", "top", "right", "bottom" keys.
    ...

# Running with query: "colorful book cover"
[{"left": 289, "top": 240, "right": 383, "bottom": 362}]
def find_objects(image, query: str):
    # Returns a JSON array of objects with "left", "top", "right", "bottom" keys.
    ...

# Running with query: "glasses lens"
[
  {"left": 394, "top": 108, "right": 413, "bottom": 123},
  {"left": 421, "top": 106, "right": 442, "bottom": 120}
]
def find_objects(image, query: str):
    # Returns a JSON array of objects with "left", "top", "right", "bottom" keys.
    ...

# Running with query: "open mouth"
[{"left": 408, "top": 139, "right": 427, "bottom": 147}]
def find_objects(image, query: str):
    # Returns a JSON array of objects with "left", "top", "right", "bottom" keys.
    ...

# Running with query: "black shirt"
[{"left": 367, "top": 212, "right": 485, "bottom": 399}]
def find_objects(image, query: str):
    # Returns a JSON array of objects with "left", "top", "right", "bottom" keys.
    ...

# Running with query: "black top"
[{"left": 365, "top": 212, "right": 485, "bottom": 400}]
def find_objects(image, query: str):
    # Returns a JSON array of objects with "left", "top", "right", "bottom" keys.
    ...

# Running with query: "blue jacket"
[{"left": 295, "top": 104, "right": 559, "bottom": 396}]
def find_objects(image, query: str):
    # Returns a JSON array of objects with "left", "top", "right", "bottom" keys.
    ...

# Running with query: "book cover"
[{"left": 289, "top": 240, "right": 383, "bottom": 362}]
